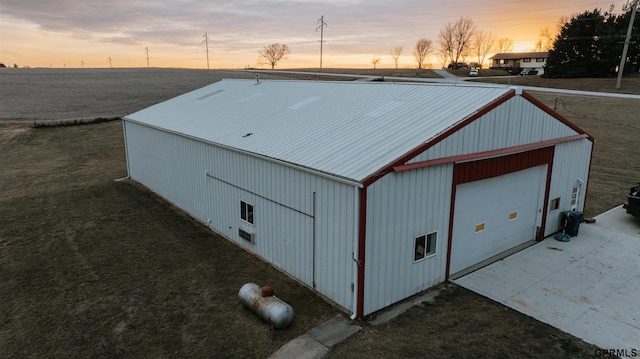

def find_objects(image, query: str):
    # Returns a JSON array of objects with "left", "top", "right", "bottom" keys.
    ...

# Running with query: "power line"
[
  {"left": 316, "top": 15, "right": 327, "bottom": 70},
  {"left": 616, "top": 0, "right": 639, "bottom": 89},
  {"left": 203, "top": 32, "right": 211, "bottom": 70},
  {"left": 144, "top": 46, "right": 150, "bottom": 68}
]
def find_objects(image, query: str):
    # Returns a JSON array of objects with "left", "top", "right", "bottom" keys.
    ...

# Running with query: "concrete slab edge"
[{"left": 269, "top": 315, "right": 361, "bottom": 359}]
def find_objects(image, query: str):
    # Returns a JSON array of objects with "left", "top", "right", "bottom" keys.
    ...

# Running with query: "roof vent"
[
  {"left": 256, "top": 74, "right": 260, "bottom": 85},
  {"left": 242, "top": 132, "right": 253, "bottom": 138}
]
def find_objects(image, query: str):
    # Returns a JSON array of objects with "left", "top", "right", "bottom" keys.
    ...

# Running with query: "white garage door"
[{"left": 450, "top": 165, "right": 546, "bottom": 275}]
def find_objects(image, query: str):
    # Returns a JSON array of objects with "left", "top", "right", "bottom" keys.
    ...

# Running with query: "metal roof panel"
[{"left": 126, "top": 79, "right": 513, "bottom": 182}]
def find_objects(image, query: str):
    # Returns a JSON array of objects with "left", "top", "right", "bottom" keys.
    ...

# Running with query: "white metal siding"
[
  {"left": 545, "top": 139, "right": 592, "bottom": 235},
  {"left": 408, "top": 96, "right": 580, "bottom": 163},
  {"left": 363, "top": 164, "right": 453, "bottom": 315},
  {"left": 124, "top": 121, "right": 357, "bottom": 311}
]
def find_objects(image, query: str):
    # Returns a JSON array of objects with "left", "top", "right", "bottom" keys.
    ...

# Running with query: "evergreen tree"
[{"left": 545, "top": 8, "right": 639, "bottom": 78}]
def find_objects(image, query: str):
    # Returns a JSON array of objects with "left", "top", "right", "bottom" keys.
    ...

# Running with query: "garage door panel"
[{"left": 450, "top": 166, "right": 545, "bottom": 274}]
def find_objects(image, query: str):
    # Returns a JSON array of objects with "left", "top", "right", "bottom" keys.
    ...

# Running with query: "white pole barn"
[{"left": 123, "top": 79, "right": 593, "bottom": 317}]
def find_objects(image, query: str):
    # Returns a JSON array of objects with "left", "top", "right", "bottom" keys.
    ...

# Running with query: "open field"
[
  {"left": 1, "top": 68, "right": 636, "bottom": 357},
  {"left": 0, "top": 68, "right": 287, "bottom": 121}
]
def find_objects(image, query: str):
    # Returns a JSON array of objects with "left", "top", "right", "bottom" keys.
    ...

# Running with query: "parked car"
[
  {"left": 520, "top": 68, "right": 539, "bottom": 76},
  {"left": 469, "top": 69, "right": 478, "bottom": 77},
  {"left": 447, "top": 62, "right": 468, "bottom": 69}
]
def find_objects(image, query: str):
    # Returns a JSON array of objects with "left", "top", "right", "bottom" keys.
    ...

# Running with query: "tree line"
[
  {"left": 546, "top": 5, "right": 640, "bottom": 78},
  {"left": 260, "top": 3, "right": 639, "bottom": 78}
]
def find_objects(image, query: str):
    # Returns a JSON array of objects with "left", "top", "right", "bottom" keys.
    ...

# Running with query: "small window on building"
[
  {"left": 536, "top": 58, "right": 546, "bottom": 62},
  {"left": 509, "top": 212, "right": 518, "bottom": 221},
  {"left": 414, "top": 232, "right": 437, "bottom": 261},
  {"left": 475, "top": 223, "right": 485, "bottom": 233},
  {"left": 550, "top": 197, "right": 560, "bottom": 211},
  {"left": 241, "top": 201, "right": 254, "bottom": 224},
  {"left": 523, "top": 58, "right": 531, "bottom": 63}
]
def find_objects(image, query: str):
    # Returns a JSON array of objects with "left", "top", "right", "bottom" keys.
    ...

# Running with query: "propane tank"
[{"left": 238, "top": 283, "right": 294, "bottom": 329}]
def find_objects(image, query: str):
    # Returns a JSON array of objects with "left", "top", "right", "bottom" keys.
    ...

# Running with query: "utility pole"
[
  {"left": 145, "top": 47, "right": 150, "bottom": 68},
  {"left": 616, "top": 0, "right": 639, "bottom": 89},
  {"left": 316, "top": 15, "right": 327, "bottom": 70},
  {"left": 108, "top": 56, "right": 112, "bottom": 68},
  {"left": 81, "top": 60, "right": 84, "bottom": 68},
  {"left": 202, "top": 32, "right": 211, "bottom": 70}
]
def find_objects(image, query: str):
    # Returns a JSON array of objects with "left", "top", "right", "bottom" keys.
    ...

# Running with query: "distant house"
[{"left": 490, "top": 52, "right": 549, "bottom": 74}]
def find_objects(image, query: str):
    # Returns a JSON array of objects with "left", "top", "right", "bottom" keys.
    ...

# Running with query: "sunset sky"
[{"left": 0, "top": 0, "right": 626, "bottom": 69}]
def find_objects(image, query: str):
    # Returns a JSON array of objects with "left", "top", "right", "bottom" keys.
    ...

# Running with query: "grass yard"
[
  {"left": 1, "top": 68, "right": 636, "bottom": 358},
  {"left": 525, "top": 93, "right": 639, "bottom": 217},
  {"left": 0, "top": 121, "right": 337, "bottom": 358}
]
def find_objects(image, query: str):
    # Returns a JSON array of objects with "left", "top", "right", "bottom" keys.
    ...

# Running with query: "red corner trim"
[
  {"left": 445, "top": 181, "right": 457, "bottom": 280},
  {"left": 539, "top": 151, "right": 555, "bottom": 240},
  {"left": 356, "top": 186, "right": 367, "bottom": 318}
]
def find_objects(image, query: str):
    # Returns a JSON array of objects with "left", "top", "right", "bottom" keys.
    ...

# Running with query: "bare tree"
[
  {"left": 531, "top": 27, "right": 555, "bottom": 52},
  {"left": 438, "top": 17, "right": 476, "bottom": 68},
  {"left": 371, "top": 57, "right": 381, "bottom": 69},
  {"left": 437, "top": 51, "right": 449, "bottom": 69},
  {"left": 533, "top": 40, "right": 544, "bottom": 52},
  {"left": 472, "top": 30, "right": 495, "bottom": 68},
  {"left": 391, "top": 46, "right": 403, "bottom": 69},
  {"left": 496, "top": 37, "right": 514, "bottom": 54},
  {"left": 259, "top": 43, "right": 291, "bottom": 70},
  {"left": 413, "top": 38, "right": 433, "bottom": 69}
]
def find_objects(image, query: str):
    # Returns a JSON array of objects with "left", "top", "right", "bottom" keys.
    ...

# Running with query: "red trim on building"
[
  {"left": 356, "top": 186, "right": 367, "bottom": 318},
  {"left": 453, "top": 147, "right": 554, "bottom": 185},
  {"left": 361, "top": 90, "right": 517, "bottom": 187},
  {"left": 582, "top": 142, "right": 595, "bottom": 216},
  {"left": 521, "top": 91, "right": 594, "bottom": 142},
  {"left": 445, "top": 147, "right": 555, "bottom": 280},
  {"left": 445, "top": 182, "right": 458, "bottom": 280},
  {"left": 393, "top": 134, "right": 588, "bottom": 173},
  {"left": 540, "top": 155, "right": 554, "bottom": 239}
]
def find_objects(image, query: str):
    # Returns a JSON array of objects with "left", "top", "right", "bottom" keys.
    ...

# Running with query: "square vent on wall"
[{"left": 239, "top": 228, "right": 255, "bottom": 243}]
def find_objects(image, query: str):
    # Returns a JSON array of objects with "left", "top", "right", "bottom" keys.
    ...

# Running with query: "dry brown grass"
[
  {"left": 1, "top": 68, "right": 635, "bottom": 358},
  {"left": 526, "top": 92, "right": 639, "bottom": 217},
  {"left": 471, "top": 72, "right": 640, "bottom": 95},
  {"left": 329, "top": 284, "right": 601, "bottom": 359},
  {"left": 0, "top": 121, "right": 337, "bottom": 358}
]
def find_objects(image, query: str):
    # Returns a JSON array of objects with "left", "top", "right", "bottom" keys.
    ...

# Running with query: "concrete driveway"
[{"left": 454, "top": 206, "right": 640, "bottom": 351}]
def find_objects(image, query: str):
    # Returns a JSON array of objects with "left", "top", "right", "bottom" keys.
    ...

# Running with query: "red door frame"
[{"left": 444, "top": 146, "right": 555, "bottom": 280}]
